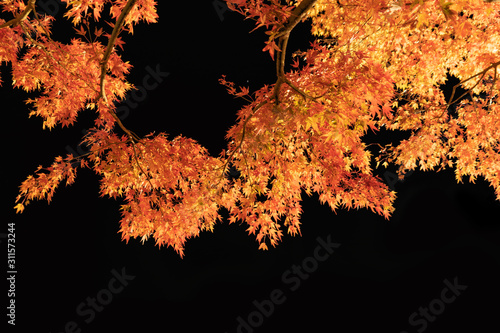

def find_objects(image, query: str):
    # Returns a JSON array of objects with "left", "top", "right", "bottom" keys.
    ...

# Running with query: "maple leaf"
[
  {"left": 75, "top": 24, "right": 86, "bottom": 37},
  {"left": 262, "top": 39, "right": 280, "bottom": 60},
  {"left": 13, "top": 203, "right": 24, "bottom": 214},
  {"left": 94, "top": 27, "right": 103, "bottom": 38}
]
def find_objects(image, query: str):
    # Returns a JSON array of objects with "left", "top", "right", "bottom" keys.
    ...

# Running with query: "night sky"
[{"left": 4, "top": 1, "right": 500, "bottom": 332}]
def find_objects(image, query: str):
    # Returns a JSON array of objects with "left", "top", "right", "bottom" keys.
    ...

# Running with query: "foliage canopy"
[{"left": 4, "top": 0, "right": 500, "bottom": 256}]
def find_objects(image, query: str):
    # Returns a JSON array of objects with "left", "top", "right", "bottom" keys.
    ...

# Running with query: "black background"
[{"left": 3, "top": 1, "right": 500, "bottom": 332}]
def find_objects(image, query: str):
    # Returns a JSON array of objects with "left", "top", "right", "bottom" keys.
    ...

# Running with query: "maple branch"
[
  {"left": 449, "top": 70, "right": 487, "bottom": 106},
  {"left": 98, "top": 0, "right": 141, "bottom": 144},
  {"left": 19, "top": 21, "right": 100, "bottom": 98},
  {"left": 424, "top": 60, "right": 500, "bottom": 123},
  {"left": 87, "top": 0, "right": 148, "bottom": 211},
  {"left": 271, "top": 0, "right": 319, "bottom": 110},
  {"left": 14, "top": 7, "right": 143, "bottom": 160},
  {"left": 0, "top": 0, "right": 35, "bottom": 28},
  {"left": 219, "top": 100, "right": 268, "bottom": 181},
  {"left": 18, "top": 18, "right": 146, "bottom": 169},
  {"left": 110, "top": 111, "right": 142, "bottom": 142},
  {"left": 63, "top": 139, "right": 131, "bottom": 164},
  {"left": 29, "top": 5, "right": 99, "bottom": 92},
  {"left": 283, "top": 77, "right": 319, "bottom": 100},
  {"left": 22, "top": 7, "right": 140, "bottom": 144},
  {"left": 487, "top": 66, "right": 498, "bottom": 111},
  {"left": 274, "top": 0, "right": 318, "bottom": 40},
  {"left": 100, "top": 0, "right": 137, "bottom": 103},
  {"left": 276, "top": 32, "right": 288, "bottom": 78},
  {"left": 129, "top": 140, "right": 157, "bottom": 194}
]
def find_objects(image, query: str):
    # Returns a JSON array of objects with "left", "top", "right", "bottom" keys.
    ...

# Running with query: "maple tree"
[{"left": 4, "top": 0, "right": 500, "bottom": 257}]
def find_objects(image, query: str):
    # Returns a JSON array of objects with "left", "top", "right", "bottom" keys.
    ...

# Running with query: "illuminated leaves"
[
  {"left": 9, "top": 0, "right": 500, "bottom": 256},
  {"left": 15, "top": 156, "right": 77, "bottom": 206},
  {"left": 217, "top": 0, "right": 500, "bottom": 248}
]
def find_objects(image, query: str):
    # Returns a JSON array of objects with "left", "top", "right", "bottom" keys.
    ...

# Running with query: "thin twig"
[{"left": 432, "top": 61, "right": 500, "bottom": 120}]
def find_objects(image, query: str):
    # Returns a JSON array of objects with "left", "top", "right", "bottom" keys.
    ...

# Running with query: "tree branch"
[
  {"left": 0, "top": 0, "right": 35, "bottom": 28},
  {"left": 275, "top": 0, "right": 318, "bottom": 39},
  {"left": 271, "top": 0, "right": 319, "bottom": 110},
  {"left": 100, "top": 0, "right": 137, "bottom": 103},
  {"left": 99, "top": 0, "right": 141, "bottom": 143}
]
